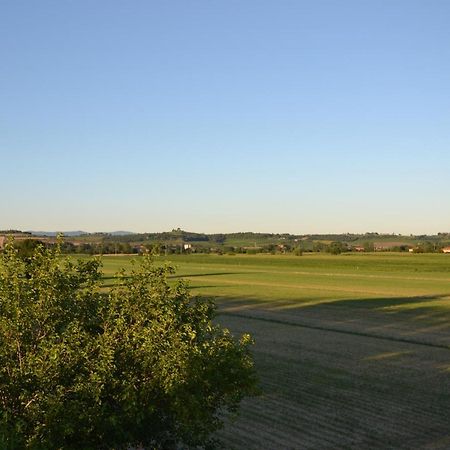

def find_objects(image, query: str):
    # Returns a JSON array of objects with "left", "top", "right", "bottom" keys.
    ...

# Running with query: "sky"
[{"left": 1, "top": 0, "right": 449, "bottom": 234}]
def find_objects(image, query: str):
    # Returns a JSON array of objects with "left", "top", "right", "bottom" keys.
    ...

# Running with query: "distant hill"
[
  {"left": 27, "top": 231, "right": 136, "bottom": 237},
  {"left": 7, "top": 228, "right": 448, "bottom": 255},
  {"left": 109, "top": 231, "right": 136, "bottom": 236},
  {"left": 10, "top": 229, "right": 450, "bottom": 251},
  {"left": 27, "top": 231, "right": 89, "bottom": 237}
]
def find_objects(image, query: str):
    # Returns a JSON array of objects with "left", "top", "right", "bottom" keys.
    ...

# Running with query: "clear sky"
[{"left": 1, "top": 0, "right": 449, "bottom": 234}]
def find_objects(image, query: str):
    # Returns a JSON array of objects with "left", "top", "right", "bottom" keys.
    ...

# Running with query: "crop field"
[{"left": 99, "top": 253, "right": 450, "bottom": 449}]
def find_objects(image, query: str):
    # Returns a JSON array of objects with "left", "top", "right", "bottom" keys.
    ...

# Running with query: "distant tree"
[
  {"left": 79, "top": 243, "right": 94, "bottom": 254},
  {"left": 328, "top": 242, "right": 343, "bottom": 255},
  {"left": 13, "top": 239, "right": 46, "bottom": 259},
  {"left": 312, "top": 242, "right": 326, "bottom": 252},
  {"left": 264, "top": 244, "right": 275, "bottom": 252},
  {"left": 422, "top": 242, "right": 436, "bottom": 253},
  {"left": 210, "top": 234, "right": 226, "bottom": 244},
  {"left": 363, "top": 241, "right": 375, "bottom": 252},
  {"left": 0, "top": 242, "right": 257, "bottom": 449},
  {"left": 59, "top": 241, "right": 76, "bottom": 254}
]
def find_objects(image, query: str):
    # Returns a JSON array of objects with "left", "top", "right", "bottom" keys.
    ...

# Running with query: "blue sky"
[{"left": 1, "top": 0, "right": 449, "bottom": 234}]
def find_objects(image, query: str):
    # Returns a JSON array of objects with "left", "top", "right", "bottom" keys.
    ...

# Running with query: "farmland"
[{"left": 99, "top": 253, "right": 450, "bottom": 448}]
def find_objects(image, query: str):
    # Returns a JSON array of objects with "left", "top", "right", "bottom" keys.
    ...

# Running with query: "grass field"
[{"left": 99, "top": 252, "right": 450, "bottom": 449}]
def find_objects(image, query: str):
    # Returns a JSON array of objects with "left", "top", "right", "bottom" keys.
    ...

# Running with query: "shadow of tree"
[
  {"left": 191, "top": 293, "right": 450, "bottom": 348},
  {"left": 171, "top": 272, "right": 249, "bottom": 279}
]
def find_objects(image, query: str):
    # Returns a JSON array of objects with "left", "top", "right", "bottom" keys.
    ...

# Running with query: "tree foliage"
[{"left": 0, "top": 242, "right": 257, "bottom": 449}]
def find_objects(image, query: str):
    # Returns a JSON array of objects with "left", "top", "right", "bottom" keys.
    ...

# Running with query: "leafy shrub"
[{"left": 0, "top": 242, "right": 257, "bottom": 449}]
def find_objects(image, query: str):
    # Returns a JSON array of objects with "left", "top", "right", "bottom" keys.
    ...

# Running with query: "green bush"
[{"left": 0, "top": 242, "right": 257, "bottom": 449}]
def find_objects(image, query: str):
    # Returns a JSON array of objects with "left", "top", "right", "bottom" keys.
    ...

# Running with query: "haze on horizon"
[{"left": 2, "top": 1, "right": 449, "bottom": 235}]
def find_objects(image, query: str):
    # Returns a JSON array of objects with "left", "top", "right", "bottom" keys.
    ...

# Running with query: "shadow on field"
[
  {"left": 312, "top": 294, "right": 449, "bottom": 310},
  {"left": 100, "top": 272, "right": 245, "bottom": 288},
  {"left": 207, "top": 293, "right": 450, "bottom": 315},
  {"left": 102, "top": 272, "right": 244, "bottom": 280},
  {"left": 171, "top": 272, "right": 248, "bottom": 279},
  {"left": 196, "top": 293, "right": 450, "bottom": 348},
  {"left": 187, "top": 285, "right": 225, "bottom": 290}
]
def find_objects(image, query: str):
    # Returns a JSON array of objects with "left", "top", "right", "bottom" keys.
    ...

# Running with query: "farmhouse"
[{"left": 442, "top": 247, "right": 450, "bottom": 254}]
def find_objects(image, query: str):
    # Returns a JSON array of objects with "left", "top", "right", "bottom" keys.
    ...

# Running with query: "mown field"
[{"left": 99, "top": 253, "right": 450, "bottom": 449}]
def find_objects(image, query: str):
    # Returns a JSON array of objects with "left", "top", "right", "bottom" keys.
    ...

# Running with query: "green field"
[{"left": 99, "top": 253, "right": 450, "bottom": 448}]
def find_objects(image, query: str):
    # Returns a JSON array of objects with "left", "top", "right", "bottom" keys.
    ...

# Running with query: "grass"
[
  {"left": 98, "top": 252, "right": 450, "bottom": 309},
  {"left": 95, "top": 252, "right": 450, "bottom": 448}
]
